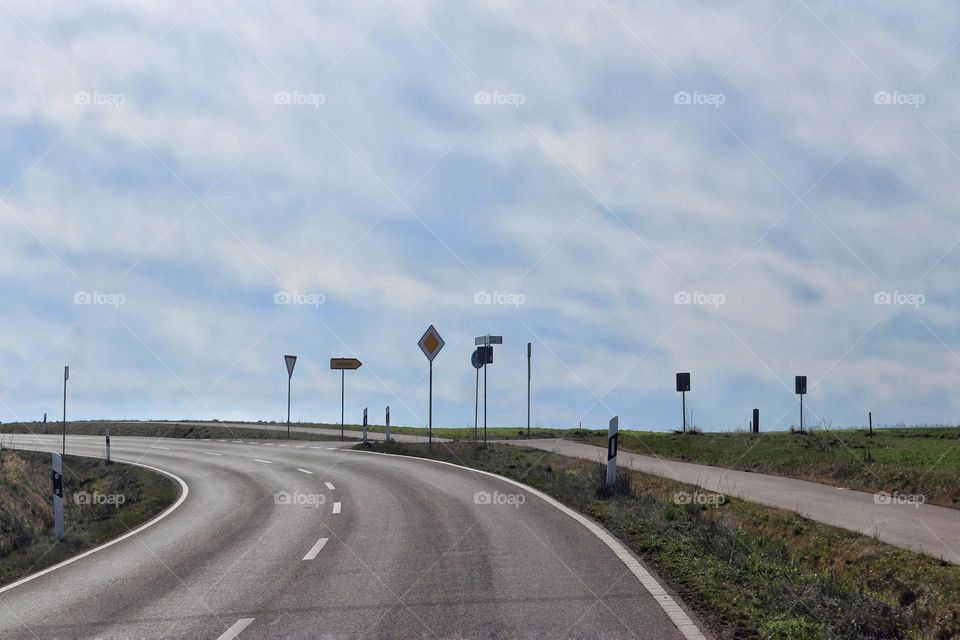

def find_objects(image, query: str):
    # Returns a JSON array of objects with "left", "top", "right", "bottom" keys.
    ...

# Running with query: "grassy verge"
[
  {"left": 366, "top": 440, "right": 960, "bottom": 640},
  {"left": 567, "top": 427, "right": 960, "bottom": 509},
  {"left": 0, "top": 448, "right": 178, "bottom": 587},
  {"left": 0, "top": 421, "right": 352, "bottom": 442}
]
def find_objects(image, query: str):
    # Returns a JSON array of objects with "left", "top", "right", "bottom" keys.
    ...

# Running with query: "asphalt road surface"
[
  {"left": 512, "top": 438, "right": 960, "bottom": 565},
  {"left": 0, "top": 434, "right": 703, "bottom": 640}
]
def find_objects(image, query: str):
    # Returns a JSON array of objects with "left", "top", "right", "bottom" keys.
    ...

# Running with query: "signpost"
[
  {"left": 331, "top": 358, "right": 362, "bottom": 440},
  {"left": 676, "top": 372, "right": 690, "bottom": 433},
  {"left": 607, "top": 416, "right": 619, "bottom": 487},
  {"left": 52, "top": 452, "right": 64, "bottom": 540},
  {"left": 795, "top": 375, "right": 807, "bottom": 431},
  {"left": 62, "top": 366, "right": 69, "bottom": 456},
  {"left": 471, "top": 349, "right": 482, "bottom": 440},
  {"left": 527, "top": 342, "right": 532, "bottom": 437},
  {"left": 475, "top": 335, "right": 502, "bottom": 447},
  {"left": 385, "top": 406, "right": 391, "bottom": 443},
  {"left": 284, "top": 355, "right": 297, "bottom": 439},
  {"left": 419, "top": 325, "right": 445, "bottom": 451}
]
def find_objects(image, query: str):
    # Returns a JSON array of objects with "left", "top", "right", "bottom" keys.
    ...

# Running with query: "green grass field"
[
  {"left": 0, "top": 448, "right": 178, "bottom": 587},
  {"left": 370, "top": 440, "right": 960, "bottom": 640},
  {"left": 0, "top": 421, "right": 353, "bottom": 442}
]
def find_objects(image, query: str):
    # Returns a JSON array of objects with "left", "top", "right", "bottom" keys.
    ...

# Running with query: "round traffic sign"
[{"left": 471, "top": 349, "right": 482, "bottom": 369}]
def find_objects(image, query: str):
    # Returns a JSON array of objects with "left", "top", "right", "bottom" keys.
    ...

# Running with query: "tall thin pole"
[
  {"left": 286, "top": 376, "right": 291, "bottom": 439},
  {"left": 62, "top": 373, "right": 67, "bottom": 457},
  {"left": 474, "top": 367, "right": 479, "bottom": 441},
  {"left": 869, "top": 411, "right": 873, "bottom": 436},
  {"left": 483, "top": 360, "right": 488, "bottom": 447},
  {"left": 800, "top": 395, "right": 804, "bottom": 432},
  {"left": 340, "top": 369, "right": 345, "bottom": 441},
  {"left": 527, "top": 342, "right": 531, "bottom": 437},
  {"left": 681, "top": 390, "right": 686, "bottom": 433},
  {"left": 428, "top": 361, "right": 433, "bottom": 451}
]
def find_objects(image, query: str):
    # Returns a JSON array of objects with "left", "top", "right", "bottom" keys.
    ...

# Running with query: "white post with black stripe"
[
  {"left": 52, "top": 452, "right": 64, "bottom": 540},
  {"left": 362, "top": 407, "right": 368, "bottom": 445},
  {"left": 385, "top": 406, "right": 391, "bottom": 443},
  {"left": 105, "top": 428, "right": 111, "bottom": 464},
  {"left": 606, "top": 416, "right": 619, "bottom": 487}
]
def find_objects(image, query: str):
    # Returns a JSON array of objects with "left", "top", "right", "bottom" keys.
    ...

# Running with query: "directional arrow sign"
[
  {"left": 474, "top": 335, "right": 503, "bottom": 346},
  {"left": 330, "top": 358, "right": 362, "bottom": 370},
  {"left": 418, "top": 325, "right": 445, "bottom": 362},
  {"left": 284, "top": 355, "right": 297, "bottom": 378}
]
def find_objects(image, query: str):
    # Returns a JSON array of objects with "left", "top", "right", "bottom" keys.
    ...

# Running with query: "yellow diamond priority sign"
[{"left": 418, "top": 325, "right": 445, "bottom": 362}]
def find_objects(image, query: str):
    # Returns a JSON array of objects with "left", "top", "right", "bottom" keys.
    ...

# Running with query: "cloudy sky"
[{"left": 2, "top": 1, "right": 959, "bottom": 432}]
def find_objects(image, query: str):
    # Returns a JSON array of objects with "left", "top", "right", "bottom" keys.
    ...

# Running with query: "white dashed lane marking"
[
  {"left": 302, "top": 537, "right": 329, "bottom": 561},
  {"left": 332, "top": 502, "right": 342, "bottom": 514},
  {"left": 325, "top": 482, "right": 335, "bottom": 491},
  {"left": 217, "top": 618, "right": 255, "bottom": 640}
]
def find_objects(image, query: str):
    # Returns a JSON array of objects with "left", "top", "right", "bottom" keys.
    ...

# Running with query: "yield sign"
[
  {"left": 284, "top": 355, "right": 297, "bottom": 378},
  {"left": 418, "top": 325, "right": 445, "bottom": 362}
]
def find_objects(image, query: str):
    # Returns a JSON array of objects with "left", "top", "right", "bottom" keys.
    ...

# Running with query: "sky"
[{"left": 2, "top": 1, "right": 960, "bottom": 432}]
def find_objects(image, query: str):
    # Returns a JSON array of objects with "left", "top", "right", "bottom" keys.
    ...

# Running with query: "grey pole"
[
  {"left": 527, "top": 342, "right": 531, "bottom": 437},
  {"left": 52, "top": 452, "right": 64, "bottom": 540},
  {"left": 474, "top": 367, "right": 479, "bottom": 441},
  {"left": 62, "top": 366, "right": 68, "bottom": 457},
  {"left": 287, "top": 375, "right": 292, "bottom": 440},
  {"left": 869, "top": 411, "right": 873, "bottom": 436},
  {"left": 681, "top": 390, "right": 686, "bottom": 433},
  {"left": 340, "top": 369, "right": 345, "bottom": 441},
  {"left": 483, "top": 358, "right": 488, "bottom": 447},
  {"left": 800, "top": 394, "right": 804, "bottom": 432},
  {"left": 428, "top": 361, "right": 433, "bottom": 451},
  {"left": 385, "top": 406, "right": 391, "bottom": 443}
]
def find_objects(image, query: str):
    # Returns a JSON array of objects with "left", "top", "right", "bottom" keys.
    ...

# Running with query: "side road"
[{"left": 508, "top": 438, "right": 960, "bottom": 565}]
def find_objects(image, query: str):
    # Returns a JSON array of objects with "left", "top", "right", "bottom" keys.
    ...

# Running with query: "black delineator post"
[
  {"left": 753, "top": 408, "right": 759, "bottom": 433},
  {"left": 869, "top": 411, "right": 873, "bottom": 437}
]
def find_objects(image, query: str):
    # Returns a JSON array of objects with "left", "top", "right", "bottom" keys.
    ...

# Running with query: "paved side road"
[
  {"left": 0, "top": 434, "right": 704, "bottom": 639},
  {"left": 507, "top": 438, "right": 960, "bottom": 565}
]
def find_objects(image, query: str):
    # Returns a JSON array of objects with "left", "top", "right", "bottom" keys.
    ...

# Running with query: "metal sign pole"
[
  {"left": 483, "top": 358, "right": 488, "bottom": 447},
  {"left": 428, "top": 361, "right": 434, "bottom": 451},
  {"left": 527, "top": 342, "right": 531, "bottom": 436},
  {"left": 474, "top": 367, "right": 479, "bottom": 441},
  {"left": 62, "top": 366, "right": 68, "bottom": 457},
  {"left": 682, "top": 390, "right": 686, "bottom": 433},
  {"left": 287, "top": 375, "right": 292, "bottom": 440},
  {"left": 340, "top": 369, "right": 345, "bottom": 441},
  {"left": 800, "top": 394, "right": 804, "bottom": 432}
]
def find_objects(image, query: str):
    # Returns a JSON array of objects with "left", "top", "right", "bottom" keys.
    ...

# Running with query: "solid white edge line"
[
  {"left": 202, "top": 451, "right": 222, "bottom": 456},
  {"left": 253, "top": 459, "right": 272, "bottom": 464},
  {"left": 0, "top": 451, "right": 190, "bottom": 597},
  {"left": 324, "top": 482, "right": 335, "bottom": 490},
  {"left": 297, "top": 468, "right": 313, "bottom": 475},
  {"left": 217, "top": 617, "right": 255, "bottom": 640},
  {"left": 302, "top": 537, "right": 329, "bottom": 560},
  {"left": 346, "top": 448, "right": 708, "bottom": 640},
  {"left": 332, "top": 501, "right": 341, "bottom": 514}
]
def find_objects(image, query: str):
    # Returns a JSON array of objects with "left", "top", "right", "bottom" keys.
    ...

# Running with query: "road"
[
  {"left": 0, "top": 434, "right": 703, "bottom": 640},
  {"left": 511, "top": 438, "right": 960, "bottom": 565}
]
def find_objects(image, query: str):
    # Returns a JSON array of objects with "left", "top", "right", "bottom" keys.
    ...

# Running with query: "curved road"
[{"left": 0, "top": 434, "right": 703, "bottom": 640}]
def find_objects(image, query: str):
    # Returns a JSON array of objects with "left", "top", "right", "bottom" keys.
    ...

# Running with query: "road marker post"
[
  {"left": 418, "top": 325, "right": 445, "bottom": 451},
  {"left": 284, "top": 355, "right": 297, "bottom": 439},
  {"left": 330, "top": 358, "right": 363, "bottom": 440},
  {"left": 752, "top": 408, "right": 759, "bottom": 434},
  {"left": 385, "top": 406, "right": 391, "bottom": 443},
  {"left": 675, "top": 372, "right": 690, "bottom": 432},
  {"left": 362, "top": 407, "right": 368, "bottom": 445},
  {"left": 606, "top": 416, "right": 619, "bottom": 487},
  {"left": 105, "top": 428, "right": 111, "bottom": 464},
  {"left": 868, "top": 411, "right": 873, "bottom": 437},
  {"left": 51, "top": 452, "right": 64, "bottom": 540},
  {"left": 62, "top": 366, "right": 69, "bottom": 456},
  {"left": 795, "top": 376, "right": 807, "bottom": 431}
]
